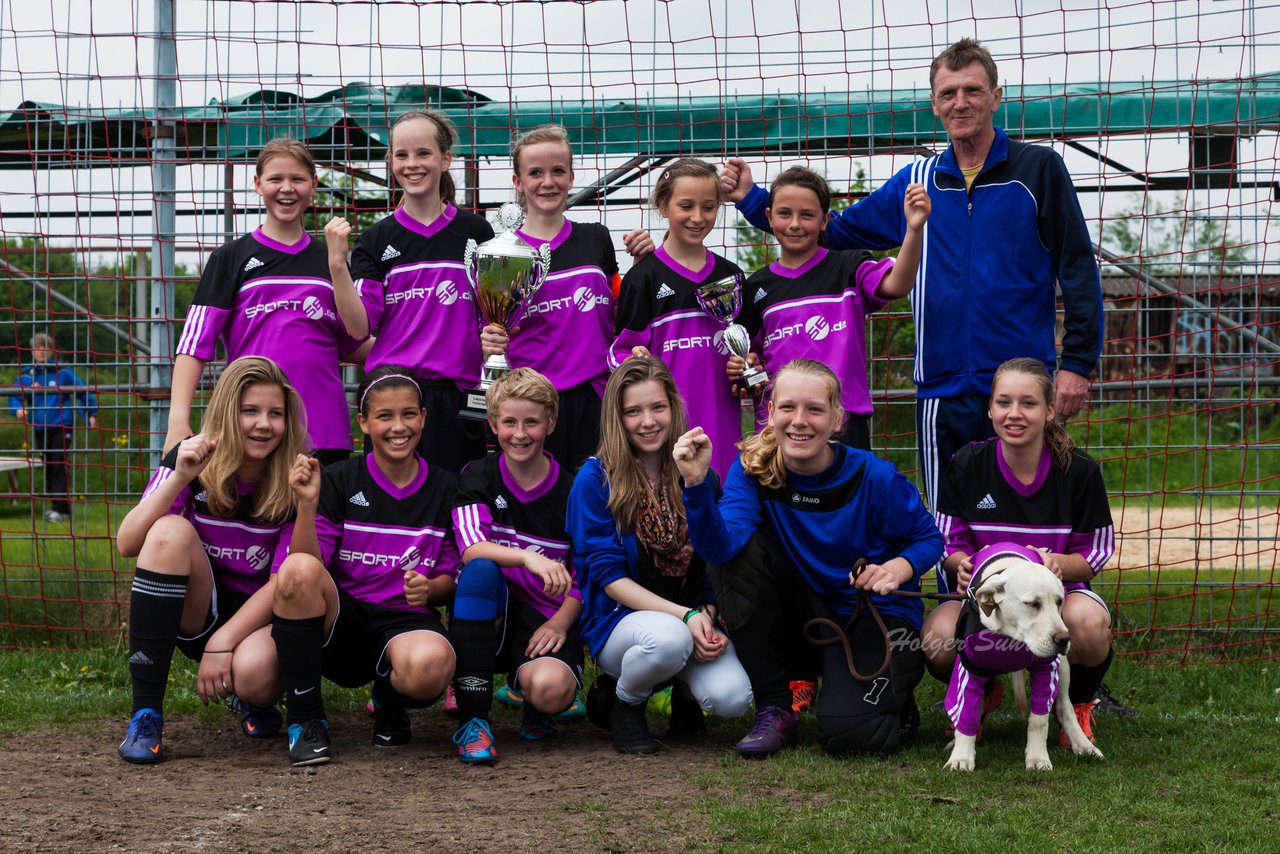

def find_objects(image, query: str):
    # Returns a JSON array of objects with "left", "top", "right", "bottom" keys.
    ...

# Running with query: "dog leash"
[{"left": 801, "top": 559, "right": 966, "bottom": 682}]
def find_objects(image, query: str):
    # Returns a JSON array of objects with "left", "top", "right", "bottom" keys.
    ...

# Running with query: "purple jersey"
[
  {"left": 739, "top": 247, "right": 893, "bottom": 424},
  {"left": 349, "top": 205, "right": 495, "bottom": 386},
  {"left": 453, "top": 452, "right": 580, "bottom": 622},
  {"left": 508, "top": 220, "right": 619, "bottom": 395},
  {"left": 141, "top": 446, "right": 294, "bottom": 596},
  {"left": 610, "top": 247, "right": 746, "bottom": 478},
  {"left": 176, "top": 229, "right": 363, "bottom": 451},
  {"left": 315, "top": 454, "right": 461, "bottom": 612},
  {"left": 936, "top": 439, "right": 1115, "bottom": 593},
  {"left": 945, "top": 549, "right": 1060, "bottom": 735}
]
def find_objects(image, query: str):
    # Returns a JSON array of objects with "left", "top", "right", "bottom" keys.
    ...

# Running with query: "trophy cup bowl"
[
  {"left": 459, "top": 202, "right": 551, "bottom": 421},
  {"left": 694, "top": 273, "right": 768, "bottom": 391}
]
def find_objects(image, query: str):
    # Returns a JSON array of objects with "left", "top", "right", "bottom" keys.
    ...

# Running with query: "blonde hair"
[
  {"left": 597, "top": 356, "right": 689, "bottom": 532},
  {"left": 486, "top": 367, "right": 559, "bottom": 424},
  {"left": 739, "top": 359, "right": 844, "bottom": 490},
  {"left": 990, "top": 357, "right": 1077, "bottom": 472},
  {"left": 649, "top": 158, "right": 722, "bottom": 210},
  {"left": 256, "top": 138, "right": 316, "bottom": 177},
  {"left": 511, "top": 125, "right": 573, "bottom": 211},
  {"left": 388, "top": 109, "right": 458, "bottom": 206},
  {"left": 30, "top": 332, "right": 54, "bottom": 349},
  {"left": 198, "top": 357, "right": 308, "bottom": 524}
]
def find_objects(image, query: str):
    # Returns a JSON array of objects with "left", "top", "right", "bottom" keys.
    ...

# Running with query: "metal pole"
[{"left": 149, "top": 0, "right": 177, "bottom": 464}]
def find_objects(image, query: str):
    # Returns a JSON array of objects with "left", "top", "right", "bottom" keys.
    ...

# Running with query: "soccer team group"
[{"left": 115, "top": 39, "right": 1118, "bottom": 768}]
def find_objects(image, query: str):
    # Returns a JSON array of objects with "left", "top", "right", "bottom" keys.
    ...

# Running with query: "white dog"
[{"left": 943, "top": 550, "right": 1104, "bottom": 771}]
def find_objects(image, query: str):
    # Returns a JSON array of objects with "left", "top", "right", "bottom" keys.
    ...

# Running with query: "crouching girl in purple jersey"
[
  {"left": 169, "top": 139, "right": 368, "bottom": 463},
  {"left": 117, "top": 356, "right": 307, "bottom": 763},
  {"left": 610, "top": 159, "right": 746, "bottom": 480},
  {"left": 728, "top": 166, "right": 929, "bottom": 450},
  {"left": 480, "top": 126, "right": 653, "bottom": 471},
  {"left": 926, "top": 357, "right": 1115, "bottom": 747},
  {"left": 271, "top": 367, "right": 461, "bottom": 765}
]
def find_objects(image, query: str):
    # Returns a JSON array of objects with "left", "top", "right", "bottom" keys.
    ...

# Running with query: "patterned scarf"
[{"left": 634, "top": 458, "right": 694, "bottom": 578}]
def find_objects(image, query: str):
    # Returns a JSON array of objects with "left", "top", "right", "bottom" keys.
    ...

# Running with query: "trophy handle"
[
  {"left": 463, "top": 239, "right": 478, "bottom": 288},
  {"left": 535, "top": 243, "right": 552, "bottom": 286}
]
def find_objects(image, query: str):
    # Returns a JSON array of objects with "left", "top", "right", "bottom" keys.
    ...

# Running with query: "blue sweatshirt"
[
  {"left": 566, "top": 456, "right": 717, "bottom": 658},
  {"left": 682, "top": 445, "right": 943, "bottom": 629},
  {"left": 8, "top": 361, "right": 97, "bottom": 428},
  {"left": 738, "top": 127, "right": 1103, "bottom": 399}
]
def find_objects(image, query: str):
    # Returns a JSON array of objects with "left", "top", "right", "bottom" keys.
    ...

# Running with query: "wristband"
[{"left": 682, "top": 608, "right": 701, "bottom": 624}]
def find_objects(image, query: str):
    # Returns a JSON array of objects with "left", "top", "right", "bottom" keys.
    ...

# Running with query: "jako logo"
[
  {"left": 302, "top": 296, "right": 324, "bottom": 320},
  {"left": 805, "top": 316, "right": 831, "bottom": 341},
  {"left": 399, "top": 546, "right": 423, "bottom": 572},
  {"left": 245, "top": 545, "right": 272, "bottom": 571},
  {"left": 436, "top": 280, "right": 460, "bottom": 306},
  {"left": 573, "top": 286, "right": 599, "bottom": 312},
  {"left": 712, "top": 329, "right": 731, "bottom": 356}
]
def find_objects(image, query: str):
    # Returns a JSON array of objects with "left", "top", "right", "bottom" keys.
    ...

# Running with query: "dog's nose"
[{"left": 1053, "top": 630, "right": 1071, "bottom": 652}]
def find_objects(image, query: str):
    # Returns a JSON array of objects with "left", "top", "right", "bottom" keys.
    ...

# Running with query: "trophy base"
[
  {"left": 739, "top": 369, "right": 769, "bottom": 393},
  {"left": 458, "top": 387, "right": 490, "bottom": 422}
]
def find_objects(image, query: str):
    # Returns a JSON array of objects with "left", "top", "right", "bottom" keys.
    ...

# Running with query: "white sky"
[{"left": 1, "top": 0, "right": 1278, "bottom": 270}]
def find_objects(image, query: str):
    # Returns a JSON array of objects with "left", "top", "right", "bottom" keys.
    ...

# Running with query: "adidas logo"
[
  {"left": 380, "top": 244, "right": 401, "bottom": 262},
  {"left": 128, "top": 651, "right": 154, "bottom": 666},
  {"left": 977, "top": 494, "right": 997, "bottom": 510},
  {"left": 243, "top": 257, "right": 264, "bottom": 273},
  {"left": 494, "top": 495, "right": 508, "bottom": 510},
  {"left": 349, "top": 491, "right": 370, "bottom": 507},
  {"left": 754, "top": 287, "right": 767, "bottom": 303},
  {"left": 193, "top": 490, "right": 208, "bottom": 504},
  {"left": 655, "top": 283, "right": 676, "bottom": 299}
]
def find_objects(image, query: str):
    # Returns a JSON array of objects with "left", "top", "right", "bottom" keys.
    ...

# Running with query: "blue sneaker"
[
  {"left": 452, "top": 717, "right": 497, "bottom": 765},
  {"left": 118, "top": 708, "right": 164, "bottom": 764},
  {"left": 287, "top": 719, "right": 332, "bottom": 766},
  {"left": 227, "top": 695, "right": 282, "bottom": 739},
  {"left": 519, "top": 706, "right": 556, "bottom": 741}
]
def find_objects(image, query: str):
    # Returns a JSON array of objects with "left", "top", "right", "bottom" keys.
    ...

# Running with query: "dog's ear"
[{"left": 974, "top": 577, "right": 1007, "bottom": 617}]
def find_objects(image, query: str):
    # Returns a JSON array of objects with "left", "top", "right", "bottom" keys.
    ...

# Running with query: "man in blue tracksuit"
[
  {"left": 722, "top": 37, "right": 1104, "bottom": 529},
  {"left": 7, "top": 333, "right": 97, "bottom": 522}
]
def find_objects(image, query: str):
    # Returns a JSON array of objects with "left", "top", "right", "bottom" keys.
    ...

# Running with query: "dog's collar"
[{"left": 967, "top": 542, "right": 1047, "bottom": 597}]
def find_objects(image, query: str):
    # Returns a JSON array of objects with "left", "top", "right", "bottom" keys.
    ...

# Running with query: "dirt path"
[{"left": 1111, "top": 504, "right": 1279, "bottom": 571}]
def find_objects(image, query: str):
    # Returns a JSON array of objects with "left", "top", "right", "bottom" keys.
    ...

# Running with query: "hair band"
[{"left": 358, "top": 374, "right": 421, "bottom": 411}]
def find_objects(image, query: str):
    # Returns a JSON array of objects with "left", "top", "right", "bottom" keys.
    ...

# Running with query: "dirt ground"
[
  {"left": 0, "top": 708, "right": 732, "bottom": 853},
  {"left": 1112, "top": 504, "right": 1279, "bottom": 571}
]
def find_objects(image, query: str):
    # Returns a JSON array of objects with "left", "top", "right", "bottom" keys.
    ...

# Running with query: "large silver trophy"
[
  {"left": 695, "top": 273, "right": 768, "bottom": 392},
  {"left": 459, "top": 202, "right": 552, "bottom": 421}
]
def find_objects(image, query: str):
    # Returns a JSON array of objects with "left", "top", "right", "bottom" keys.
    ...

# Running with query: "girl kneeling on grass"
[
  {"left": 925, "top": 357, "right": 1115, "bottom": 746},
  {"left": 567, "top": 356, "right": 752, "bottom": 755},
  {"left": 117, "top": 356, "right": 307, "bottom": 764},
  {"left": 271, "top": 367, "right": 460, "bottom": 766},
  {"left": 676, "top": 359, "right": 942, "bottom": 758}
]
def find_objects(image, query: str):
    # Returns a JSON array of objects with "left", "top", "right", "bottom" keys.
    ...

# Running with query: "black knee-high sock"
[
  {"left": 128, "top": 568, "right": 189, "bottom": 714},
  {"left": 1069, "top": 647, "right": 1114, "bottom": 705},
  {"left": 451, "top": 618, "right": 498, "bottom": 722},
  {"left": 272, "top": 615, "right": 326, "bottom": 725}
]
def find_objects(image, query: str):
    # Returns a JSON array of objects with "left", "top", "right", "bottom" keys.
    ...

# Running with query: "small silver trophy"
[
  {"left": 694, "top": 273, "right": 768, "bottom": 391},
  {"left": 459, "top": 202, "right": 552, "bottom": 421}
]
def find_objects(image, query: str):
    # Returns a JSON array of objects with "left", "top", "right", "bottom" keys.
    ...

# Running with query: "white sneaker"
[{"left": 45, "top": 510, "right": 68, "bottom": 523}]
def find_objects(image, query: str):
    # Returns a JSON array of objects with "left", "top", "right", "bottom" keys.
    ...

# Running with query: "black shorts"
[
  {"left": 321, "top": 584, "right": 451, "bottom": 688},
  {"left": 541, "top": 381, "right": 602, "bottom": 473},
  {"left": 498, "top": 593, "right": 585, "bottom": 691},
  {"left": 175, "top": 575, "right": 252, "bottom": 661}
]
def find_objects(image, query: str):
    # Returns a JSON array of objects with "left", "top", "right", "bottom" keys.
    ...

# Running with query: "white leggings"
[{"left": 597, "top": 610, "right": 753, "bottom": 717}]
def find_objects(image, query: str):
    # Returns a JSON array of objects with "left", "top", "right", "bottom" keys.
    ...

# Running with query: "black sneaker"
[
  {"left": 287, "top": 719, "right": 332, "bottom": 766},
  {"left": 899, "top": 695, "right": 921, "bottom": 742},
  {"left": 372, "top": 701, "right": 412, "bottom": 747},
  {"left": 667, "top": 682, "right": 706, "bottom": 741},
  {"left": 1093, "top": 683, "right": 1138, "bottom": 717},
  {"left": 612, "top": 699, "right": 658, "bottom": 754},
  {"left": 586, "top": 673, "right": 618, "bottom": 732}
]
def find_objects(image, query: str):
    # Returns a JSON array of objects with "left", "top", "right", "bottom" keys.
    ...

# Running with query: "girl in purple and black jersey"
[
  {"left": 270, "top": 366, "right": 460, "bottom": 766},
  {"left": 924, "top": 357, "right": 1115, "bottom": 747},
  {"left": 116, "top": 357, "right": 308, "bottom": 764},
  {"left": 610, "top": 159, "right": 745, "bottom": 479},
  {"left": 169, "top": 139, "right": 367, "bottom": 464},
  {"left": 729, "top": 166, "right": 929, "bottom": 451},
  {"left": 480, "top": 125, "right": 652, "bottom": 471},
  {"left": 332, "top": 109, "right": 495, "bottom": 474}
]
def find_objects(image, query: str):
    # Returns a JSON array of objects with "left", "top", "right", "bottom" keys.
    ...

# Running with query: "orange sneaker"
[
  {"left": 1059, "top": 699, "right": 1098, "bottom": 748},
  {"left": 789, "top": 679, "right": 817, "bottom": 715}
]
